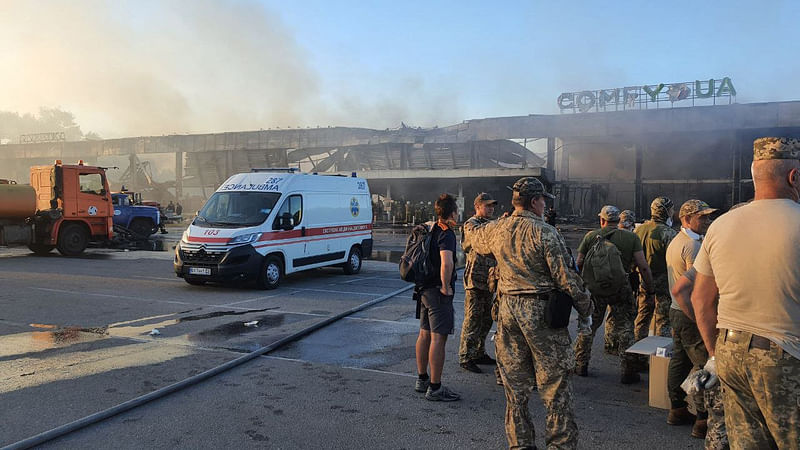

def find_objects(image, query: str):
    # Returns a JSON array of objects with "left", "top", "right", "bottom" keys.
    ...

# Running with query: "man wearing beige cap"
[
  {"left": 664, "top": 199, "right": 722, "bottom": 443},
  {"left": 459, "top": 192, "right": 498, "bottom": 373},
  {"left": 693, "top": 137, "right": 800, "bottom": 448},
  {"left": 575, "top": 205, "right": 654, "bottom": 383}
]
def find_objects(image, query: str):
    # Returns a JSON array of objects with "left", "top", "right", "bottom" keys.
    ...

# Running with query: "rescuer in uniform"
[
  {"left": 663, "top": 199, "right": 719, "bottom": 440},
  {"left": 634, "top": 197, "right": 677, "bottom": 342},
  {"left": 574, "top": 205, "right": 654, "bottom": 384},
  {"left": 605, "top": 209, "right": 639, "bottom": 354},
  {"left": 458, "top": 192, "right": 498, "bottom": 373},
  {"left": 692, "top": 137, "right": 800, "bottom": 449},
  {"left": 468, "top": 177, "right": 592, "bottom": 449}
]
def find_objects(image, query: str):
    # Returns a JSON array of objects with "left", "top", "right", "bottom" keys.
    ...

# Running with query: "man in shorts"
[{"left": 415, "top": 193, "right": 461, "bottom": 402}]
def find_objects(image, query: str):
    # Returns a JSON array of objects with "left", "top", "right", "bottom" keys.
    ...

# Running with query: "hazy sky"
[{"left": 2, "top": 0, "right": 799, "bottom": 138}]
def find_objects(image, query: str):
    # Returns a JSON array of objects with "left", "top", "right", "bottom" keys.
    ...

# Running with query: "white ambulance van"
[{"left": 174, "top": 169, "right": 373, "bottom": 289}]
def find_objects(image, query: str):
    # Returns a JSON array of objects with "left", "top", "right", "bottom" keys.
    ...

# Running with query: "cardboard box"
[{"left": 626, "top": 336, "right": 673, "bottom": 410}]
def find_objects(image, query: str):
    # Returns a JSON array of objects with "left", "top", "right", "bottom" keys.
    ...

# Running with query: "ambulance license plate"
[{"left": 188, "top": 267, "right": 211, "bottom": 276}]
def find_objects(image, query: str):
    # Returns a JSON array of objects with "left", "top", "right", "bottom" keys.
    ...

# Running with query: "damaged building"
[{"left": 2, "top": 94, "right": 799, "bottom": 222}]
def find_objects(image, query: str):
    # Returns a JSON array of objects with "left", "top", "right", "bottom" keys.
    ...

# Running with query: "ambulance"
[{"left": 174, "top": 169, "right": 373, "bottom": 289}]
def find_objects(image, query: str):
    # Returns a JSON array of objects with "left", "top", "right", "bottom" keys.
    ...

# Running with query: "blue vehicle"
[{"left": 112, "top": 192, "right": 161, "bottom": 238}]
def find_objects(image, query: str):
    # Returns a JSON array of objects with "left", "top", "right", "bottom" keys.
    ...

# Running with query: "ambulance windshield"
[{"left": 195, "top": 192, "right": 281, "bottom": 227}]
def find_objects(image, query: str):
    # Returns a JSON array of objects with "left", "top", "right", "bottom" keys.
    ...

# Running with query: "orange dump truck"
[{"left": 0, "top": 161, "right": 113, "bottom": 256}]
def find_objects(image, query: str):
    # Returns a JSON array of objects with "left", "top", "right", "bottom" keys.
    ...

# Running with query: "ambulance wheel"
[
  {"left": 343, "top": 246, "right": 362, "bottom": 275},
  {"left": 258, "top": 255, "right": 283, "bottom": 290},
  {"left": 57, "top": 223, "right": 89, "bottom": 256}
]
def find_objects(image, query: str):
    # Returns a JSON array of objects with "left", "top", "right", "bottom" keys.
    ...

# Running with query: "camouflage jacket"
[
  {"left": 461, "top": 215, "right": 497, "bottom": 291},
  {"left": 469, "top": 209, "right": 592, "bottom": 317}
]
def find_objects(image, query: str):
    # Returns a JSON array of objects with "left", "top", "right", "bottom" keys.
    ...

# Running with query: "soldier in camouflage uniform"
[
  {"left": 692, "top": 137, "right": 800, "bottom": 449},
  {"left": 459, "top": 193, "right": 499, "bottom": 373},
  {"left": 634, "top": 197, "right": 677, "bottom": 342},
  {"left": 605, "top": 209, "right": 639, "bottom": 354},
  {"left": 574, "top": 206, "right": 654, "bottom": 384},
  {"left": 469, "top": 177, "right": 593, "bottom": 450}
]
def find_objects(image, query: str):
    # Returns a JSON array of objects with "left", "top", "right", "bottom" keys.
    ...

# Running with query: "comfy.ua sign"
[{"left": 557, "top": 78, "right": 736, "bottom": 113}]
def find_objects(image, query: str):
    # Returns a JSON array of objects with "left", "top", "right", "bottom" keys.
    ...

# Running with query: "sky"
[{"left": 2, "top": 0, "right": 799, "bottom": 138}]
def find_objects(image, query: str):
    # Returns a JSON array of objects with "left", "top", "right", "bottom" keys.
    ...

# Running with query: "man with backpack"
[
  {"left": 409, "top": 193, "right": 460, "bottom": 402},
  {"left": 574, "top": 205, "right": 655, "bottom": 384},
  {"left": 458, "top": 192, "right": 498, "bottom": 374}
]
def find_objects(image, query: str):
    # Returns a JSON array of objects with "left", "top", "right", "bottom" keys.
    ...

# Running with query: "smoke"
[{"left": 0, "top": 1, "right": 461, "bottom": 138}]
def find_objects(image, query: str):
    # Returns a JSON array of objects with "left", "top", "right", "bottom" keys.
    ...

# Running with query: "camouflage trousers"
[
  {"left": 459, "top": 288, "right": 494, "bottom": 364},
  {"left": 634, "top": 273, "right": 671, "bottom": 341},
  {"left": 716, "top": 330, "right": 800, "bottom": 450},
  {"left": 704, "top": 385, "right": 728, "bottom": 450},
  {"left": 606, "top": 276, "right": 639, "bottom": 353},
  {"left": 496, "top": 294, "right": 578, "bottom": 449},
  {"left": 574, "top": 284, "right": 636, "bottom": 374},
  {"left": 668, "top": 309, "right": 728, "bottom": 449}
]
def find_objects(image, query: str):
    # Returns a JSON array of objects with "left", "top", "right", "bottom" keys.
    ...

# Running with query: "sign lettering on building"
[
  {"left": 19, "top": 132, "right": 67, "bottom": 144},
  {"left": 557, "top": 78, "right": 736, "bottom": 113}
]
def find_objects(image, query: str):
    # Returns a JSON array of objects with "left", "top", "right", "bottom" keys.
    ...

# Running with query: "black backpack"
[{"left": 399, "top": 221, "right": 435, "bottom": 284}]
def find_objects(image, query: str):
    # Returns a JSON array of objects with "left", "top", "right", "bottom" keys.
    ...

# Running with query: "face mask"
[{"left": 665, "top": 217, "right": 673, "bottom": 227}]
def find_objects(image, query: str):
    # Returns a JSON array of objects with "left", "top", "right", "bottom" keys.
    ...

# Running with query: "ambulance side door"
[{"left": 272, "top": 194, "right": 306, "bottom": 272}]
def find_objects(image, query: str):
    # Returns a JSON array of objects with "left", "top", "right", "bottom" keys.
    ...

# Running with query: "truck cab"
[
  {"left": 111, "top": 192, "right": 161, "bottom": 237},
  {"left": 33, "top": 161, "right": 114, "bottom": 255}
]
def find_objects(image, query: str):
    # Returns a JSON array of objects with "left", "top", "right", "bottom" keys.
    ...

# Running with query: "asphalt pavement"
[{"left": 0, "top": 239, "right": 702, "bottom": 449}]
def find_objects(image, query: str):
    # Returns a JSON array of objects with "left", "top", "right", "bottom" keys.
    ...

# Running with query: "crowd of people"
[{"left": 409, "top": 137, "right": 800, "bottom": 449}]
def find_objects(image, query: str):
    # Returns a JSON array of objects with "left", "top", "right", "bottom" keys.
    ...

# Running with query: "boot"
[
  {"left": 691, "top": 419, "right": 708, "bottom": 438},
  {"left": 460, "top": 360, "right": 482, "bottom": 373},
  {"left": 667, "top": 406, "right": 696, "bottom": 426}
]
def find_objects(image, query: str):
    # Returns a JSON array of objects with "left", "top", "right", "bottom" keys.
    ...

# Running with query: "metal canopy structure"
[{"left": 2, "top": 100, "right": 800, "bottom": 217}]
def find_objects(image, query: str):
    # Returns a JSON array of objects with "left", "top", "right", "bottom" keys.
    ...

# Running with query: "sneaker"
[
  {"left": 415, "top": 378, "right": 430, "bottom": 393},
  {"left": 475, "top": 354, "right": 496, "bottom": 365},
  {"left": 460, "top": 361, "right": 482, "bottom": 373},
  {"left": 425, "top": 385, "right": 461, "bottom": 402},
  {"left": 667, "top": 406, "right": 696, "bottom": 426},
  {"left": 620, "top": 372, "right": 641, "bottom": 384},
  {"left": 575, "top": 365, "right": 588, "bottom": 377}
]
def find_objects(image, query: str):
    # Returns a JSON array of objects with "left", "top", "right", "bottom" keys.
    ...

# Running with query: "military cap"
[
  {"left": 650, "top": 196, "right": 674, "bottom": 212},
  {"left": 510, "top": 177, "right": 555, "bottom": 199},
  {"left": 598, "top": 205, "right": 621, "bottom": 222},
  {"left": 619, "top": 210, "right": 636, "bottom": 227},
  {"left": 474, "top": 192, "right": 498, "bottom": 206},
  {"left": 753, "top": 137, "right": 800, "bottom": 161},
  {"left": 679, "top": 199, "right": 717, "bottom": 218}
]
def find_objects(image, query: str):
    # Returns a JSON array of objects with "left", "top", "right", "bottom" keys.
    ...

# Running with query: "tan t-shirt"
[
  {"left": 667, "top": 229, "right": 701, "bottom": 311},
  {"left": 694, "top": 199, "right": 800, "bottom": 359}
]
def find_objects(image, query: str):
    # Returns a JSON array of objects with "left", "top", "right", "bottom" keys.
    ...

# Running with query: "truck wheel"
[
  {"left": 130, "top": 219, "right": 155, "bottom": 238},
  {"left": 28, "top": 244, "right": 55, "bottom": 255},
  {"left": 343, "top": 245, "right": 362, "bottom": 275},
  {"left": 257, "top": 255, "right": 282, "bottom": 290},
  {"left": 57, "top": 224, "right": 89, "bottom": 256}
]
